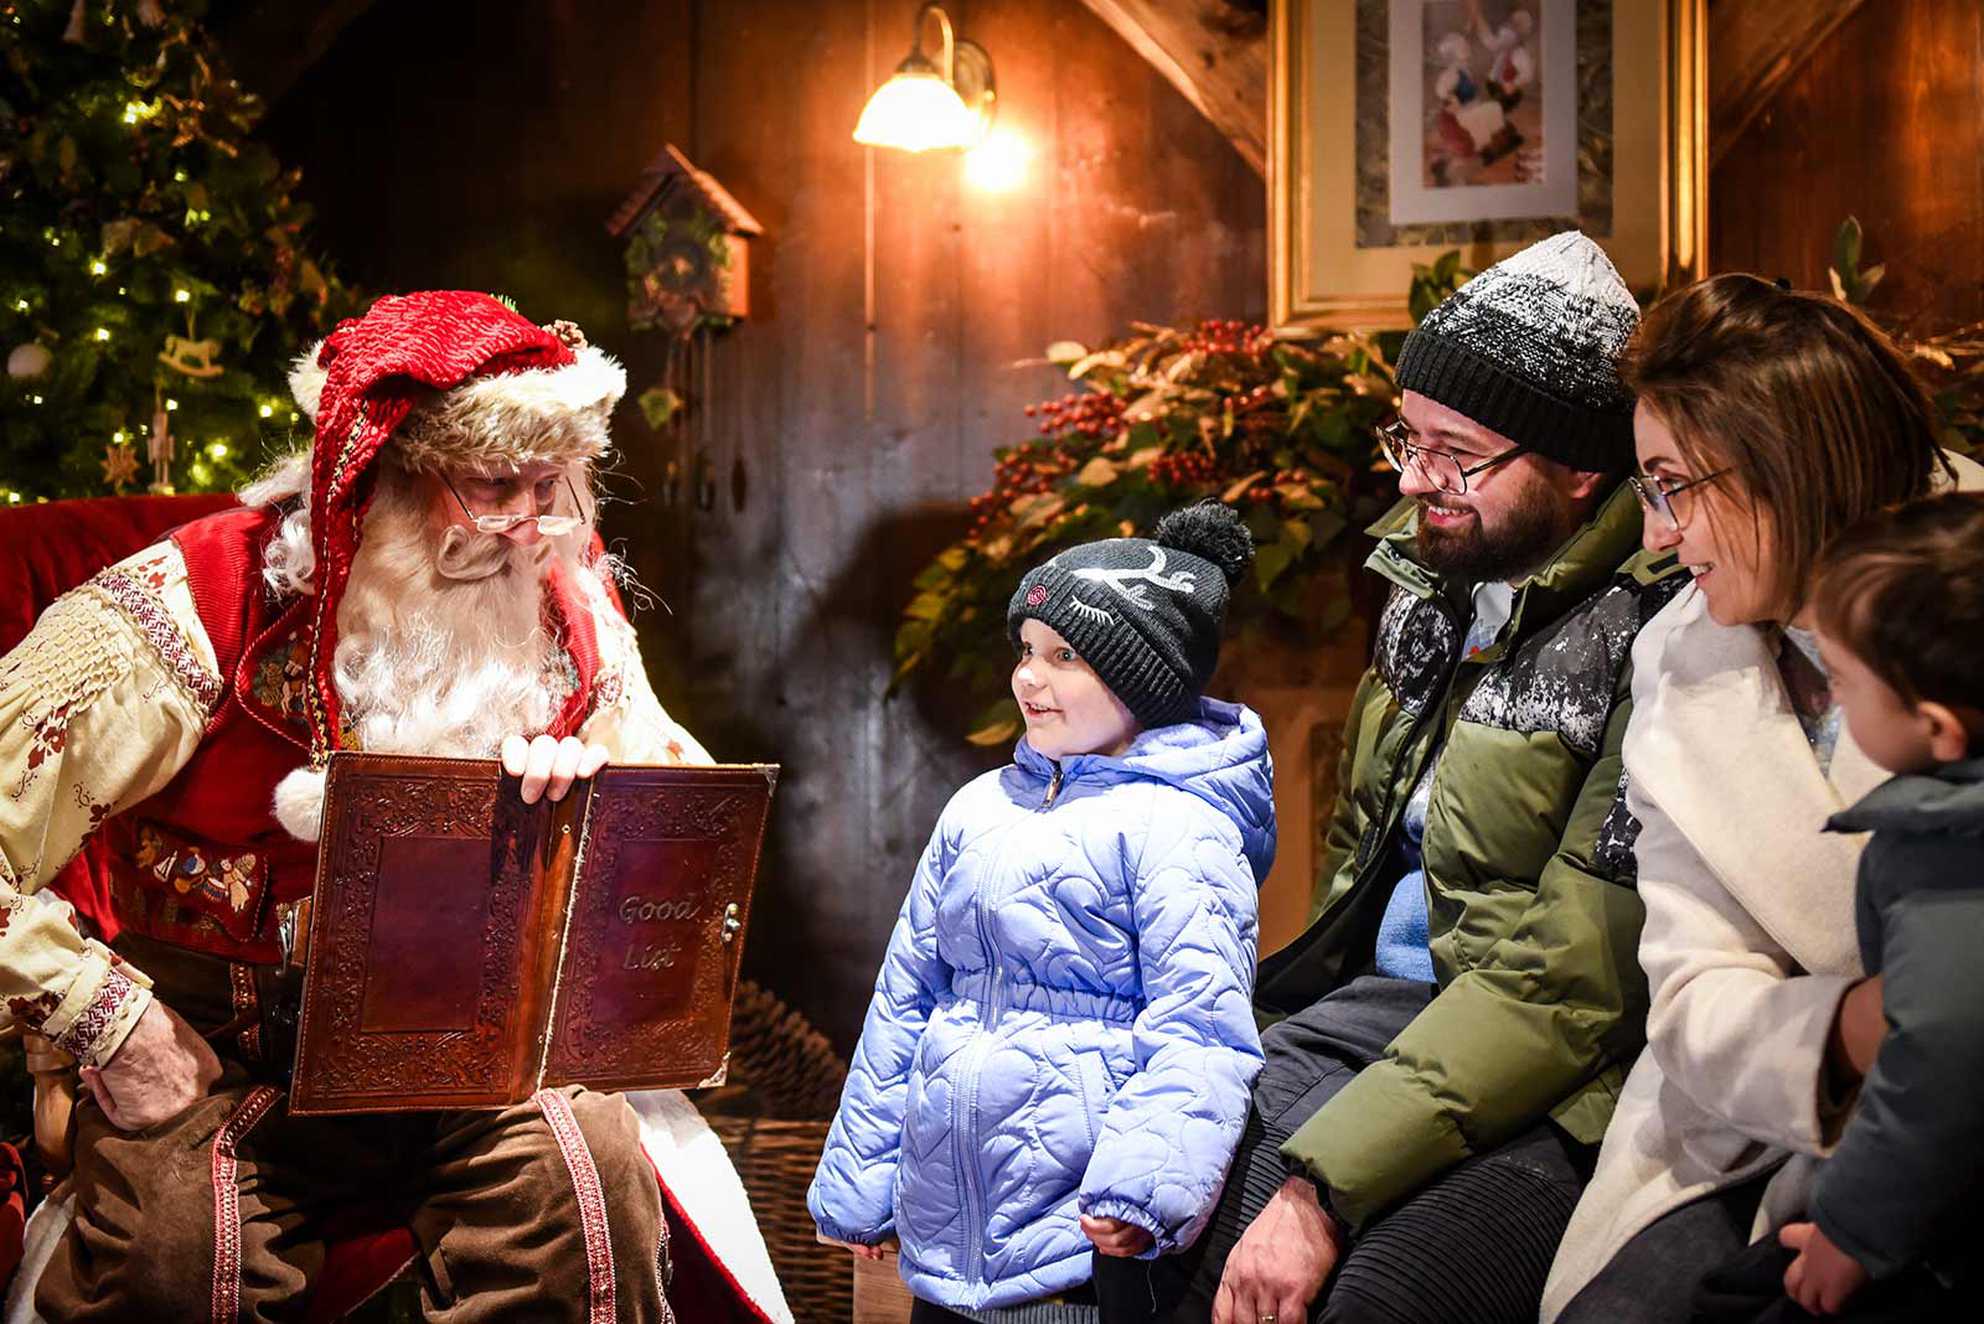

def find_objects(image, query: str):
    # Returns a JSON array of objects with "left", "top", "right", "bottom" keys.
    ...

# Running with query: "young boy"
[
  {"left": 1721, "top": 492, "right": 1984, "bottom": 1321},
  {"left": 808, "top": 503, "right": 1273, "bottom": 1321}
]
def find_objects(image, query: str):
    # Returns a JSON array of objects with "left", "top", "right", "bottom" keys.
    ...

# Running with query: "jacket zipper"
[{"left": 955, "top": 761, "right": 1060, "bottom": 1289}]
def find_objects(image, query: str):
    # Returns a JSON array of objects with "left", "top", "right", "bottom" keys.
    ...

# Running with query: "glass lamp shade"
[{"left": 853, "top": 67, "right": 982, "bottom": 151}]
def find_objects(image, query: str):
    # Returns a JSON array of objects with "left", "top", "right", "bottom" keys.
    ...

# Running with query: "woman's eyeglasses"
[
  {"left": 1627, "top": 469, "right": 1728, "bottom": 532},
  {"left": 1375, "top": 417, "right": 1528, "bottom": 494},
  {"left": 440, "top": 471, "right": 588, "bottom": 536}
]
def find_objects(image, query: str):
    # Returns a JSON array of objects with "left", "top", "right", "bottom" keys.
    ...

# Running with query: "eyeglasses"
[
  {"left": 1376, "top": 417, "right": 1528, "bottom": 494},
  {"left": 439, "top": 470, "right": 588, "bottom": 536},
  {"left": 1627, "top": 469, "right": 1728, "bottom": 532}
]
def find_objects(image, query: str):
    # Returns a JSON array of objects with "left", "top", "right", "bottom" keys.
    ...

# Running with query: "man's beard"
[
  {"left": 1414, "top": 475, "right": 1579, "bottom": 584},
  {"left": 332, "top": 477, "right": 559, "bottom": 758}
]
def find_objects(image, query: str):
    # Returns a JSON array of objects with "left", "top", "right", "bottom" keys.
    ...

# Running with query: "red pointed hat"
[{"left": 287, "top": 290, "right": 625, "bottom": 767}]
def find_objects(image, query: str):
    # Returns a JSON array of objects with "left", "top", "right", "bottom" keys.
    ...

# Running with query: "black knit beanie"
[
  {"left": 1006, "top": 502, "right": 1254, "bottom": 728},
  {"left": 1394, "top": 230, "right": 1640, "bottom": 471}
]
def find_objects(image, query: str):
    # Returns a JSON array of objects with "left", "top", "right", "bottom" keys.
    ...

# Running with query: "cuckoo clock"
[{"left": 606, "top": 144, "right": 764, "bottom": 337}]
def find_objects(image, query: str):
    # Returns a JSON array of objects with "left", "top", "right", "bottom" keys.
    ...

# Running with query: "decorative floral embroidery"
[
  {"left": 590, "top": 663, "right": 626, "bottom": 714},
  {"left": 6, "top": 990, "right": 61, "bottom": 1030},
  {"left": 49, "top": 967, "right": 139, "bottom": 1061},
  {"left": 544, "top": 647, "right": 582, "bottom": 711},
  {"left": 73, "top": 783, "right": 111, "bottom": 836},
  {"left": 10, "top": 697, "right": 78, "bottom": 800},
  {"left": 87, "top": 569, "right": 223, "bottom": 714},
  {"left": 123, "top": 544, "right": 176, "bottom": 594},
  {"left": 536, "top": 1089, "right": 619, "bottom": 1324},
  {"left": 135, "top": 824, "right": 258, "bottom": 916},
  {"left": 211, "top": 1085, "right": 284, "bottom": 1323},
  {"left": 250, "top": 628, "right": 311, "bottom": 724}
]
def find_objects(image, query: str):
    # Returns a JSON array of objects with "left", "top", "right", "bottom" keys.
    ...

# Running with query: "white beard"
[{"left": 331, "top": 481, "right": 558, "bottom": 758}]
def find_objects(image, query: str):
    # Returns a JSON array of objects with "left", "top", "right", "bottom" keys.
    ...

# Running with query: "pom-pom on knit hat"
[
  {"left": 1007, "top": 501, "right": 1254, "bottom": 728},
  {"left": 1394, "top": 230, "right": 1639, "bottom": 471}
]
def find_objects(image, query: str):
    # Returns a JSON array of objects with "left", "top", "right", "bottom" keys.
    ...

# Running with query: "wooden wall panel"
[
  {"left": 267, "top": 0, "right": 1267, "bottom": 1048},
  {"left": 1710, "top": 0, "right": 1984, "bottom": 326}
]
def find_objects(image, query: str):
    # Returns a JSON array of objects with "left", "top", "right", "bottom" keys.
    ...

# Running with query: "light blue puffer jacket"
[{"left": 808, "top": 699, "right": 1273, "bottom": 1310}]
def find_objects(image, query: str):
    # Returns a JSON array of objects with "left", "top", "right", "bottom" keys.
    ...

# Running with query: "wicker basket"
[{"left": 710, "top": 1115, "right": 847, "bottom": 1322}]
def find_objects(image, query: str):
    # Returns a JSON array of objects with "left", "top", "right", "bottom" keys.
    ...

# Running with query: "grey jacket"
[{"left": 1813, "top": 756, "right": 1984, "bottom": 1279}]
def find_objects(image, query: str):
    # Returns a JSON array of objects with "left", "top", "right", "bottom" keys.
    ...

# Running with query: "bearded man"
[
  {"left": 1136, "top": 233, "right": 1690, "bottom": 1324},
  {"left": 0, "top": 292, "right": 723, "bottom": 1321}
]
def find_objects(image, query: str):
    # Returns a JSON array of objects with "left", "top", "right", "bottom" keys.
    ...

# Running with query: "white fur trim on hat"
[
  {"left": 288, "top": 341, "right": 626, "bottom": 471},
  {"left": 273, "top": 765, "right": 327, "bottom": 843},
  {"left": 289, "top": 343, "right": 330, "bottom": 421}
]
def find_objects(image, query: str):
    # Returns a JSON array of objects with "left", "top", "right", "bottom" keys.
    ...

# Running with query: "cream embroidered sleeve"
[
  {"left": 0, "top": 542, "right": 220, "bottom": 1066},
  {"left": 577, "top": 584, "right": 713, "bottom": 767}
]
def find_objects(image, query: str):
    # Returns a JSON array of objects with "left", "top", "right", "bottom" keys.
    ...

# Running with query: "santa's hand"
[
  {"left": 502, "top": 734, "right": 611, "bottom": 804},
  {"left": 83, "top": 999, "right": 221, "bottom": 1131}
]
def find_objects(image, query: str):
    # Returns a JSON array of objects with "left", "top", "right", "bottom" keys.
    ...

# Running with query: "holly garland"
[
  {"left": 0, "top": 0, "right": 355, "bottom": 504},
  {"left": 895, "top": 267, "right": 1468, "bottom": 746}
]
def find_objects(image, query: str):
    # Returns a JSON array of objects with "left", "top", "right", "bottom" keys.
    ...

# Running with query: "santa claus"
[{"left": 0, "top": 292, "right": 784, "bottom": 1322}]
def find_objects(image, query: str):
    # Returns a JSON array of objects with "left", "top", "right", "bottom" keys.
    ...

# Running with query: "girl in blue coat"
[{"left": 809, "top": 503, "right": 1273, "bottom": 1320}]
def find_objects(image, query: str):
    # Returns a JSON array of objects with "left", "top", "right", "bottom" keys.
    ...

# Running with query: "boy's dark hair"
[{"left": 1814, "top": 492, "right": 1984, "bottom": 711}]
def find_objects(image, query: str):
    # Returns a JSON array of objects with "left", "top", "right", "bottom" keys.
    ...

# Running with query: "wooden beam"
[
  {"left": 1709, "top": 0, "right": 1868, "bottom": 167},
  {"left": 216, "top": 0, "right": 383, "bottom": 107},
  {"left": 1076, "top": 0, "right": 1268, "bottom": 176}
]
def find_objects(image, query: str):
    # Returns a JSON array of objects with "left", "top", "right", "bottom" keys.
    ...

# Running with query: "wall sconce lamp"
[{"left": 853, "top": 2, "right": 997, "bottom": 152}]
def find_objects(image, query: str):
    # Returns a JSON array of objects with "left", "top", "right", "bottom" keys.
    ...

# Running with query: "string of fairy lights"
[{"left": 1, "top": 0, "right": 349, "bottom": 505}]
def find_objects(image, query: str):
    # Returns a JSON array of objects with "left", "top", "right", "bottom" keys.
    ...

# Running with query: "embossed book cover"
[{"left": 290, "top": 752, "right": 777, "bottom": 1114}]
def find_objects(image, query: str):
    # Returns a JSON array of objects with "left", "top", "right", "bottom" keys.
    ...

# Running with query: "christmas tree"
[{"left": 0, "top": 0, "right": 354, "bottom": 503}]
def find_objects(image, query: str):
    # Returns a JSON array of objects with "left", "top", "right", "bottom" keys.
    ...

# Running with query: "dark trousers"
[
  {"left": 1693, "top": 1227, "right": 1976, "bottom": 1324},
  {"left": 38, "top": 936, "right": 667, "bottom": 1323},
  {"left": 912, "top": 1262, "right": 1158, "bottom": 1318},
  {"left": 1106, "top": 977, "right": 1590, "bottom": 1324},
  {"left": 1556, "top": 1176, "right": 1767, "bottom": 1323}
]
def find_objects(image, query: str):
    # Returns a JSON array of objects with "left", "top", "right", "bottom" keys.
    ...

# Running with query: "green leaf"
[
  {"left": 1307, "top": 508, "right": 1348, "bottom": 547},
  {"left": 636, "top": 387, "right": 682, "bottom": 429},
  {"left": 1834, "top": 216, "right": 1863, "bottom": 280},
  {"left": 1074, "top": 456, "right": 1120, "bottom": 486},
  {"left": 1255, "top": 539, "right": 1296, "bottom": 591},
  {"left": 903, "top": 589, "right": 948, "bottom": 622},
  {"left": 1221, "top": 470, "right": 1267, "bottom": 503},
  {"left": 966, "top": 707, "right": 1021, "bottom": 747},
  {"left": 1068, "top": 349, "right": 1126, "bottom": 379}
]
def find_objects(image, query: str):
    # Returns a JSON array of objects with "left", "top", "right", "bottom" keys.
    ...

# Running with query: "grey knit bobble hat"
[
  {"left": 1006, "top": 502, "right": 1254, "bottom": 729},
  {"left": 1394, "top": 230, "right": 1639, "bottom": 471}
]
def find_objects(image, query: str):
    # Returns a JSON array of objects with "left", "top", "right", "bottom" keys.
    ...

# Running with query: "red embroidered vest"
[{"left": 103, "top": 506, "right": 604, "bottom": 963}]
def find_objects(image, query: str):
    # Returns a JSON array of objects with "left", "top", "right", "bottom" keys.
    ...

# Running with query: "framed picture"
[{"left": 1270, "top": 0, "right": 1707, "bottom": 332}]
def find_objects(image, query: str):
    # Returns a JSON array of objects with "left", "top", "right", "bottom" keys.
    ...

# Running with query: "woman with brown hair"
[{"left": 1540, "top": 274, "right": 1983, "bottom": 1322}]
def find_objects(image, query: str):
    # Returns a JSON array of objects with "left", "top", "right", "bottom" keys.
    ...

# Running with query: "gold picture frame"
[{"left": 1270, "top": 0, "right": 1707, "bottom": 333}]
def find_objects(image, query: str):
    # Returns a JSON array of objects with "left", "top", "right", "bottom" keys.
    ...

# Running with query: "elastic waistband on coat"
[{"left": 948, "top": 971, "right": 1138, "bottom": 1024}]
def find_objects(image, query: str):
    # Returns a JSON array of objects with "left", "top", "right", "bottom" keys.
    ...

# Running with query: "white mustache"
[{"left": 433, "top": 525, "right": 515, "bottom": 581}]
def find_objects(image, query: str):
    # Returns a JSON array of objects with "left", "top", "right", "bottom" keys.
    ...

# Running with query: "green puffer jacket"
[{"left": 1257, "top": 481, "right": 1687, "bottom": 1228}]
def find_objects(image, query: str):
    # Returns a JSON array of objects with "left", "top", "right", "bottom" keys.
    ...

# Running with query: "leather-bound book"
[{"left": 290, "top": 752, "right": 777, "bottom": 1115}]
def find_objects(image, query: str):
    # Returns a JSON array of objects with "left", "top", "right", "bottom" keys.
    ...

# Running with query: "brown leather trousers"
[{"left": 35, "top": 935, "right": 671, "bottom": 1323}]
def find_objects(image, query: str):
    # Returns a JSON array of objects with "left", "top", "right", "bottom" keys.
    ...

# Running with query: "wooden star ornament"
[{"left": 101, "top": 443, "right": 140, "bottom": 493}]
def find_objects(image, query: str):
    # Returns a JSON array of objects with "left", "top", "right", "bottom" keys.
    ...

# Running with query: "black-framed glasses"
[
  {"left": 439, "top": 469, "right": 587, "bottom": 536},
  {"left": 1627, "top": 469, "right": 1728, "bottom": 532},
  {"left": 1376, "top": 417, "right": 1528, "bottom": 494}
]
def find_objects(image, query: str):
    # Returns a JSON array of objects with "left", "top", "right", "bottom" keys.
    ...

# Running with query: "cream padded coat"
[{"left": 1540, "top": 586, "right": 1884, "bottom": 1320}]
